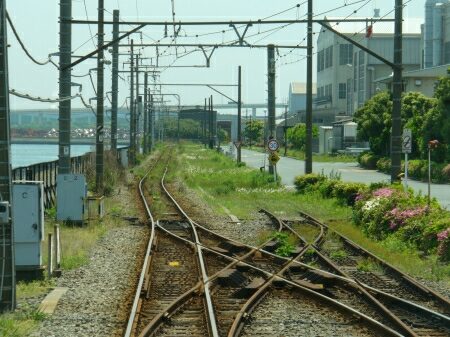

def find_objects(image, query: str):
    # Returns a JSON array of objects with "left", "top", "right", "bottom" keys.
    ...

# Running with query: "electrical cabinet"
[
  {"left": 56, "top": 174, "right": 87, "bottom": 223},
  {"left": 12, "top": 181, "right": 44, "bottom": 267}
]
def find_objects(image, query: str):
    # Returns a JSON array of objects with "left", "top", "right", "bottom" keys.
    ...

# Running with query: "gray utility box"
[
  {"left": 56, "top": 174, "right": 87, "bottom": 223},
  {"left": 12, "top": 181, "right": 44, "bottom": 268}
]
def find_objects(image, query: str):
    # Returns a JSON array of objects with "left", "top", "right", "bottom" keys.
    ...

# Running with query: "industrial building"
[
  {"left": 316, "top": 13, "right": 422, "bottom": 118},
  {"left": 423, "top": 0, "right": 450, "bottom": 68}
]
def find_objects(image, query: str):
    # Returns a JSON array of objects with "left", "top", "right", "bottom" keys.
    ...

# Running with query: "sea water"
[{"left": 11, "top": 144, "right": 94, "bottom": 168}]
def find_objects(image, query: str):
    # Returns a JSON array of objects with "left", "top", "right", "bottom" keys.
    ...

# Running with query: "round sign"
[{"left": 267, "top": 139, "right": 279, "bottom": 152}]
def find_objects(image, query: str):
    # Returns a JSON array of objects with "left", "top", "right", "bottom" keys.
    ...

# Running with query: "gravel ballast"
[{"left": 31, "top": 224, "right": 148, "bottom": 337}]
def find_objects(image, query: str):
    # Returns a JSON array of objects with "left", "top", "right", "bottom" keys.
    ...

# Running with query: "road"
[{"left": 240, "top": 148, "right": 450, "bottom": 210}]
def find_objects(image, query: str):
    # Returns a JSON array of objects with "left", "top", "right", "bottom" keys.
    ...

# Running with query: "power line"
[
  {"left": 6, "top": 11, "right": 58, "bottom": 68},
  {"left": 9, "top": 89, "right": 80, "bottom": 102}
]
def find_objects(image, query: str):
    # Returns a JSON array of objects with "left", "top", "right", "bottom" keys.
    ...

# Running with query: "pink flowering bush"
[
  {"left": 372, "top": 187, "right": 394, "bottom": 198},
  {"left": 353, "top": 183, "right": 450, "bottom": 259},
  {"left": 388, "top": 207, "right": 427, "bottom": 230},
  {"left": 437, "top": 228, "right": 450, "bottom": 261}
]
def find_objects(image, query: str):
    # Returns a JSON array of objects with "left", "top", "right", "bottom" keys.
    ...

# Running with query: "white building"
[{"left": 316, "top": 14, "right": 423, "bottom": 117}]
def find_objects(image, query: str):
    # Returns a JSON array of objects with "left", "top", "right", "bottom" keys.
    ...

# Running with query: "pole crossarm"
[
  {"left": 155, "top": 83, "right": 238, "bottom": 87},
  {"left": 64, "top": 23, "right": 146, "bottom": 70},
  {"left": 66, "top": 18, "right": 395, "bottom": 26},
  {"left": 318, "top": 21, "right": 399, "bottom": 69},
  {"left": 206, "top": 85, "right": 237, "bottom": 104},
  {"left": 229, "top": 23, "right": 252, "bottom": 46},
  {"left": 200, "top": 46, "right": 216, "bottom": 67}
]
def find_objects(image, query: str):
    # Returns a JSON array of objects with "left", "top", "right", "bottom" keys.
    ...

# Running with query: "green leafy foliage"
[
  {"left": 243, "top": 120, "right": 264, "bottom": 144},
  {"left": 353, "top": 185, "right": 450, "bottom": 261},
  {"left": 353, "top": 88, "right": 450, "bottom": 163},
  {"left": 271, "top": 232, "right": 295, "bottom": 257},
  {"left": 357, "top": 152, "right": 380, "bottom": 169},
  {"left": 287, "top": 123, "right": 318, "bottom": 150},
  {"left": 354, "top": 91, "right": 393, "bottom": 156},
  {"left": 294, "top": 173, "right": 326, "bottom": 193}
]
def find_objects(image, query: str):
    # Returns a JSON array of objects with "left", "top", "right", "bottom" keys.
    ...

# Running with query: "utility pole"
[
  {"left": 111, "top": 10, "right": 119, "bottom": 152},
  {"left": 59, "top": 0, "right": 72, "bottom": 174},
  {"left": 284, "top": 104, "right": 288, "bottom": 156},
  {"left": 237, "top": 66, "right": 242, "bottom": 163},
  {"left": 135, "top": 55, "right": 140, "bottom": 156},
  {"left": 0, "top": 0, "right": 15, "bottom": 312},
  {"left": 305, "top": 0, "right": 313, "bottom": 174},
  {"left": 203, "top": 98, "right": 207, "bottom": 147},
  {"left": 210, "top": 95, "right": 215, "bottom": 149},
  {"left": 149, "top": 93, "right": 153, "bottom": 152},
  {"left": 129, "top": 40, "right": 135, "bottom": 165},
  {"left": 96, "top": 0, "right": 105, "bottom": 194},
  {"left": 267, "top": 44, "right": 276, "bottom": 174},
  {"left": 391, "top": 0, "right": 403, "bottom": 182},
  {"left": 143, "top": 72, "right": 148, "bottom": 153}
]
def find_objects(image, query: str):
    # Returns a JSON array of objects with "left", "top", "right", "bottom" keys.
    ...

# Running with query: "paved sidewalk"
[{"left": 240, "top": 149, "right": 450, "bottom": 210}]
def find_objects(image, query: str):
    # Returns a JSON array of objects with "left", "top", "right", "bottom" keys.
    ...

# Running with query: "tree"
[
  {"left": 354, "top": 90, "right": 439, "bottom": 159},
  {"left": 422, "top": 77, "right": 450, "bottom": 162},
  {"left": 287, "top": 123, "right": 318, "bottom": 150},
  {"left": 244, "top": 120, "right": 263, "bottom": 144},
  {"left": 402, "top": 92, "right": 437, "bottom": 159},
  {"left": 217, "top": 127, "right": 229, "bottom": 143},
  {"left": 353, "top": 91, "right": 392, "bottom": 156}
]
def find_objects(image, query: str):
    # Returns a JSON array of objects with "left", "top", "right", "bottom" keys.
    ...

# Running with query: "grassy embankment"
[
  {"left": 243, "top": 145, "right": 357, "bottom": 163},
  {"left": 176, "top": 144, "right": 450, "bottom": 283},
  {"left": 0, "top": 151, "right": 159, "bottom": 337}
]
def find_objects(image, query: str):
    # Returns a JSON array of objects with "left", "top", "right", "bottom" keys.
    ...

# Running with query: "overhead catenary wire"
[{"left": 6, "top": 11, "right": 58, "bottom": 68}]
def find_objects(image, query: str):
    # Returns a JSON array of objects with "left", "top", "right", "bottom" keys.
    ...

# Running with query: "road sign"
[
  {"left": 233, "top": 141, "right": 241, "bottom": 149},
  {"left": 402, "top": 129, "right": 412, "bottom": 154},
  {"left": 267, "top": 139, "right": 279, "bottom": 152},
  {"left": 268, "top": 151, "right": 280, "bottom": 165}
]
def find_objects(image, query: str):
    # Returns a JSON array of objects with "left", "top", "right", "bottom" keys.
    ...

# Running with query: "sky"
[{"left": 5, "top": 0, "right": 428, "bottom": 113}]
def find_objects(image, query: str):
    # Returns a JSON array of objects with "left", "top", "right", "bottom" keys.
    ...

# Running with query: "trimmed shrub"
[
  {"left": 376, "top": 157, "right": 391, "bottom": 174},
  {"left": 408, "top": 160, "right": 426, "bottom": 180},
  {"left": 358, "top": 152, "right": 379, "bottom": 169},
  {"left": 332, "top": 181, "right": 367, "bottom": 206},
  {"left": 294, "top": 173, "right": 326, "bottom": 193},
  {"left": 317, "top": 179, "right": 340, "bottom": 198},
  {"left": 442, "top": 164, "right": 450, "bottom": 180}
]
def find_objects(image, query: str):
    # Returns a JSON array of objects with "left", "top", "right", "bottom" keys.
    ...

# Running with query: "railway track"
[
  {"left": 290, "top": 211, "right": 450, "bottom": 337},
  {"left": 125, "top": 153, "right": 450, "bottom": 337}
]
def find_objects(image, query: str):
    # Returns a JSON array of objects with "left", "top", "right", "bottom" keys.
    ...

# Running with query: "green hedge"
[
  {"left": 358, "top": 152, "right": 379, "bottom": 169},
  {"left": 359, "top": 155, "right": 450, "bottom": 184},
  {"left": 294, "top": 174, "right": 366, "bottom": 205},
  {"left": 294, "top": 174, "right": 326, "bottom": 193}
]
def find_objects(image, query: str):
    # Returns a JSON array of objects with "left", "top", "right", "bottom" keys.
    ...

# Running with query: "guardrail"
[{"left": 12, "top": 147, "right": 129, "bottom": 209}]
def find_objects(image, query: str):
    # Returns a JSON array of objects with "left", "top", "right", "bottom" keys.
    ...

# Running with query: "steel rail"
[
  {"left": 159, "top": 220, "right": 450, "bottom": 325},
  {"left": 299, "top": 210, "right": 450, "bottom": 310},
  {"left": 123, "top": 155, "right": 160, "bottom": 337},
  {"left": 156, "top": 222, "right": 403, "bottom": 337},
  {"left": 160, "top": 168, "right": 220, "bottom": 337},
  {"left": 228, "top": 209, "right": 412, "bottom": 337},
  {"left": 279, "top": 213, "right": 418, "bottom": 337}
]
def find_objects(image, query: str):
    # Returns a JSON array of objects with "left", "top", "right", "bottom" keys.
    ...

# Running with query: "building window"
[
  {"left": 445, "top": 41, "right": 450, "bottom": 64},
  {"left": 339, "top": 44, "right": 353, "bottom": 65},
  {"left": 353, "top": 53, "right": 357, "bottom": 92},
  {"left": 317, "top": 50, "right": 325, "bottom": 72},
  {"left": 338, "top": 83, "right": 346, "bottom": 99},
  {"left": 325, "top": 84, "right": 332, "bottom": 98},
  {"left": 347, "top": 79, "right": 353, "bottom": 115},
  {"left": 358, "top": 50, "right": 365, "bottom": 106},
  {"left": 325, "top": 46, "right": 333, "bottom": 68}
]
